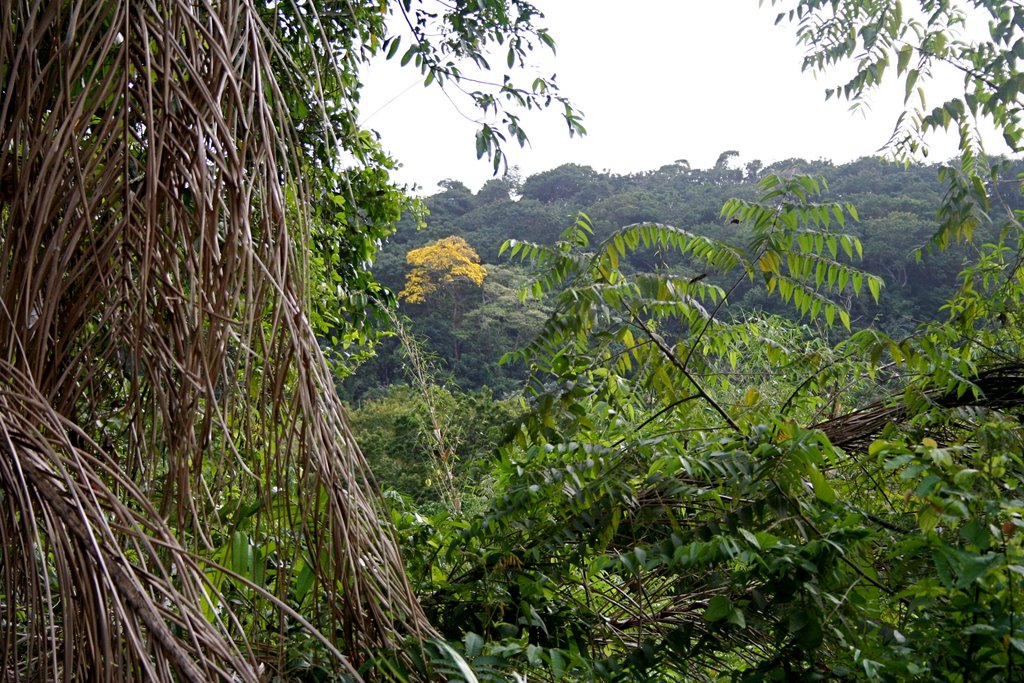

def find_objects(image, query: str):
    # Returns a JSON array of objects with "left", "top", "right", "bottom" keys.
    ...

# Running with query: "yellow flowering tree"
[
  {"left": 399, "top": 236, "right": 487, "bottom": 359},
  {"left": 400, "top": 236, "right": 487, "bottom": 304}
]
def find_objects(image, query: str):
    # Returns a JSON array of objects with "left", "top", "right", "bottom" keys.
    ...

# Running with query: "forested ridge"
[
  {"left": 346, "top": 155, "right": 1024, "bottom": 398},
  {"left": 5, "top": 0, "right": 1024, "bottom": 681}
]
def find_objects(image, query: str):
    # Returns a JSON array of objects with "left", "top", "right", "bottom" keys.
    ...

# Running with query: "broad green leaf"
[
  {"left": 464, "top": 631, "right": 484, "bottom": 657},
  {"left": 868, "top": 439, "right": 888, "bottom": 457},
  {"left": 919, "top": 502, "right": 941, "bottom": 533},
  {"left": 897, "top": 44, "right": 913, "bottom": 74},
  {"left": 727, "top": 608, "right": 746, "bottom": 628},
  {"left": 868, "top": 278, "right": 884, "bottom": 301},
  {"left": 434, "top": 640, "right": 479, "bottom": 683},
  {"left": 550, "top": 649, "right": 566, "bottom": 680},
  {"left": 703, "top": 595, "right": 732, "bottom": 623},
  {"left": 807, "top": 465, "right": 836, "bottom": 504},
  {"left": 230, "top": 531, "right": 252, "bottom": 578}
]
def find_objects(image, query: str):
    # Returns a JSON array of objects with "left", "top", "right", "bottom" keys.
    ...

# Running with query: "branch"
[{"left": 628, "top": 310, "right": 741, "bottom": 433}]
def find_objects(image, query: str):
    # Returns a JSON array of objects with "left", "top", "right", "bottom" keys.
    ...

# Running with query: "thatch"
[
  {"left": 815, "top": 363, "right": 1024, "bottom": 451},
  {"left": 0, "top": 0, "right": 432, "bottom": 679}
]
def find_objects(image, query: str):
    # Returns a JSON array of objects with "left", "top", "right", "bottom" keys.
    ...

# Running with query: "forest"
[
  {"left": 345, "top": 156, "right": 1024, "bottom": 401},
  {"left": 3, "top": 0, "right": 1024, "bottom": 681}
]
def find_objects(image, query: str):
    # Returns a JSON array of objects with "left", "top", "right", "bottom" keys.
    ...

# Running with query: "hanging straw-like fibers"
[{"left": 0, "top": 0, "right": 432, "bottom": 679}]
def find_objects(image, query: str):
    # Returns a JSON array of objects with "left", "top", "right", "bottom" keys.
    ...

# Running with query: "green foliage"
[
  {"left": 769, "top": 0, "right": 1023, "bottom": 247},
  {"left": 340, "top": 3, "right": 1024, "bottom": 681},
  {"left": 309, "top": 159, "right": 415, "bottom": 370},
  {"left": 382, "top": 1, "right": 585, "bottom": 173},
  {"left": 354, "top": 154, "right": 1020, "bottom": 401},
  {"left": 859, "top": 420, "right": 1024, "bottom": 680},
  {"left": 363, "top": 178, "right": 878, "bottom": 679},
  {"left": 520, "top": 164, "right": 613, "bottom": 204},
  {"left": 350, "top": 383, "right": 520, "bottom": 512},
  {"left": 384, "top": 159, "right": 1024, "bottom": 680},
  {"left": 499, "top": 175, "right": 878, "bottom": 398}
]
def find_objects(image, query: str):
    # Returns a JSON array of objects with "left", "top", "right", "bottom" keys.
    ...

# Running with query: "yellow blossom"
[{"left": 399, "top": 236, "right": 487, "bottom": 303}]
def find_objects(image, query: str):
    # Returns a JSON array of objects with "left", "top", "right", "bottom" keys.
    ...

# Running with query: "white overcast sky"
[{"left": 358, "top": 0, "right": 997, "bottom": 193}]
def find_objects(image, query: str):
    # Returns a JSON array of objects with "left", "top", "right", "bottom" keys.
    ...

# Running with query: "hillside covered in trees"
[
  {"left": 344, "top": 146, "right": 1024, "bottom": 679},
  {"left": 344, "top": 155, "right": 1023, "bottom": 398}
]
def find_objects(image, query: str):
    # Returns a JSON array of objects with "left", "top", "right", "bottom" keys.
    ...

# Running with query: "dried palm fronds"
[
  {"left": 0, "top": 0, "right": 431, "bottom": 679},
  {"left": 815, "top": 363, "right": 1024, "bottom": 451}
]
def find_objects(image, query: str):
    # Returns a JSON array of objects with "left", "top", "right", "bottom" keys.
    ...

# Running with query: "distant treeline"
[{"left": 342, "top": 156, "right": 1024, "bottom": 399}]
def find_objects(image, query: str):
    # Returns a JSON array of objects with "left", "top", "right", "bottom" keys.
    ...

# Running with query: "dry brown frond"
[
  {"left": 1, "top": 0, "right": 432, "bottom": 679},
  {"left": 815, "top": 363, "right": 1024, "bottom": 451}
]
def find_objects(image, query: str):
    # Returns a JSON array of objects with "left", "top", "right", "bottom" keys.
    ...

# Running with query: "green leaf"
[
  {"left": 919, "top": 502, "right": 941, "bottom": 533},
  {"left": 868, "top": 276, "right": 881, "bottom": 303},
  {"left": 954, "top": 553, "right": 998, "bottom": 589},
  {"left": 400, "top": 45, "right": 416, "bottom": 67},
  {"left": 294, "top": 557, "right": 315, "bottom": 605},
  {"left": 807, "top": 465, "right": 836, "bottom": 504},
  {"left": 230, "top": 531, "right": 252, "bottom": 577},
  {"left": 464, "top": 631, "right": 484, "bottom": 657},
  {"left": 897, "top": 44, "right": 913, "bottom": 74},
  {"left": 434, "top": 640, "right": 479, "bottom": 683},
  {"left": 905, "top": 68, "right": 920, "bottom": 104},
  {"left": 386, "top": 36, "right": 402, "bottom": 60},
  {"left": 790, "top": 611, "right": 823, "bottom": 648},
  {"left": 549, "top": 649, "right": 566, "bottom": 680},
  {"left": 475, "top": 129, "right": 488, "bottom": 159},
  {"left": 703, "top": 595, "right": 732, "bottom": 623}
]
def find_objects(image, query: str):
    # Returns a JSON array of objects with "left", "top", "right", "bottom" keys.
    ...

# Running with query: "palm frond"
[{"left": 1, "top": 0, "right": 431, "bottom": 678}]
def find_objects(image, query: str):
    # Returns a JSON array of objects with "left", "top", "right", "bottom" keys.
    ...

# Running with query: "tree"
[
  {"left": 520, "top": 163, "right": 612, "bottom": 204},
  {"left": 400, "top": 236, "right": 488, "bottom": 362},
  {"left": 407, "top": 174, "right": 1023, "bottom": 680},
  {"left": 349, "top": 382, "right": 520, "bottom": 511},
  {"left": 476, "top": 176, "right": 516, "bottom": 204},
  {"left": 772, "top": 1, "right": 1023, "bottom": 148},
  {"left": 405, "top": 185, "right": 884, "bottom": 678},
  {"left": 769, "top": 0, "right": 1023, "bottom": 247},
  {"left": 0, "top": 0, "right": 575, "bottom": 679},
  {"left": 400, "top": 236, "right": 488, "bottom": 305}
]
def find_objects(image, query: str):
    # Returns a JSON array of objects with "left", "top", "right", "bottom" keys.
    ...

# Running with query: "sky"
[{"left": 358, "top": 0, "right": 989, "bottom": 193}]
